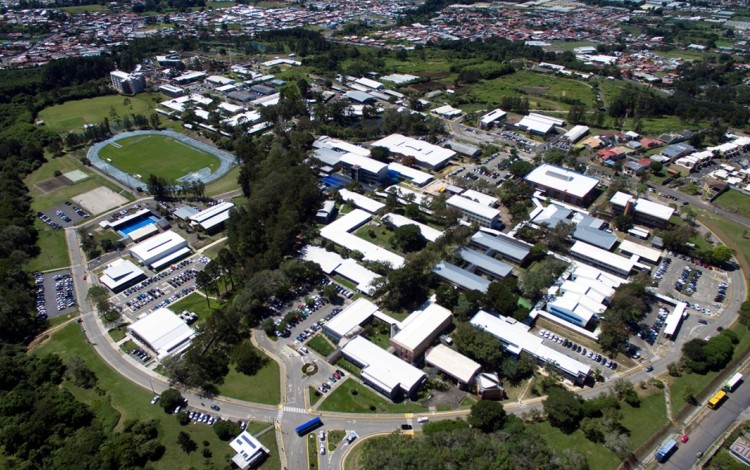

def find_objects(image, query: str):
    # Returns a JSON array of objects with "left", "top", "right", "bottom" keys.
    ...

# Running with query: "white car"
[{"left": 320, "top": 445, "right": 326, "bottom": 455}]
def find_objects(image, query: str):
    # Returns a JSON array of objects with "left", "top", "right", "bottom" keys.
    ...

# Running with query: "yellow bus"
[{"left": 708, "top": 390, "right": 727, "bottom": 409}]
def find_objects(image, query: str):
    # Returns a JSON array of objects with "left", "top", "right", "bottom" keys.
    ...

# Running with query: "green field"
[
  {"left": 306, "top": 334, "right": 335, "bottom": 357},
  {"left": 218, "top": 360, "right": 281, "bottom": 405},
  {"left": 34, "top": 323, "right": 245, "bottom": 469},
  {"left": 38, "top": 94, "right": 158, "bottom": 134},
  {"left": 465, "top": 70, "right": 596, "bottom": 111},
  {"left": 317, "top": 378, "right": 426, "bottom": 414},
  {"left": 25, "top": 220, "right": 70, "bottom": 272},
  {"left": 621, "top": 391, "right": 668, "bottom": 448},
  {"left": 168, "top": 292, "right": 222, "bottom": 325},
  {"left": 531, "top": 421, "right": 620, "bottom": 469},
  {"left": 714, "top": 190, "right": 750, "bottom": 220},
  {"left": 99, "top": 135, "right": 220, "bottom": 181},
  {"left": 205, "top": 165, "right": 241, "bottom": 196}
]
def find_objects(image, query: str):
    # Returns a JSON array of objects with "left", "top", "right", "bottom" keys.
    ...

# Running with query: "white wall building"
[
  {"left": 229, "top": 431, "right": 270, "bottom": 470},
  {"left": 371, "top": 134, "right": 455, "bottom": 170},
  {"left": 99, "top": 258, "right": 146, "bottom": 293},
  {"left": 128, "top": 308, "right": 196, "bottom": 360},
  {"left": 129, "top": 230, "right": 190, "bottom": 269}
]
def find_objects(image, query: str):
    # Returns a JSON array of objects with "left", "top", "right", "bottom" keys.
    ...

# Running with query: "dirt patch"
[
  {"left": 37, "top": 176, "right": 71, "bottom": 193},
  {"left": 72, "top": 186, "right": 129, "bottom": 215}
]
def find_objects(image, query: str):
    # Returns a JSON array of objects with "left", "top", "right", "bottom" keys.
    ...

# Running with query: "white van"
[{"left": 417, "top": 417, "right": 429, "bottom": 423}]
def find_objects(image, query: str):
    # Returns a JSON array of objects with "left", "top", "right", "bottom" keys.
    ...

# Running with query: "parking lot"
[
  {"left": 655, "top": 254, "right": 729, "bottom": 316},
  {"left": 445, "top": 152, "right": 511, "bottom": 189},
  {"left": 38, "top": 201, "right": 90, "bottom": 230},
  {"left": 35, "top": 270, "right": 77, "bottom": 319},
  {"left": 111, "top": 255, "right": 210, "bottom": 321},
  {"left": 536, "top": 327, "right": 620, "bottom": 378}
]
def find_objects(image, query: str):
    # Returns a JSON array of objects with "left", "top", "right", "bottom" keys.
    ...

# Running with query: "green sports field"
[
  {"left": 38, "top": 94, "right": 158, "bottom": 134},
  {"left": 99, "top": 135, "right": 220, "bottom": 181}
]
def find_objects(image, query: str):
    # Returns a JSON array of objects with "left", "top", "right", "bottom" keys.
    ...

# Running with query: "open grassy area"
[
  {"left": 107, "top": 325, "right": 129, "bottom": 342},
  {"left": 362, "top": 319, "right": 391, "bottom": 350},
  {"left": 205, "top": 165, "right": 241, "bottom": 196},
  {"left": 201, "top": 238, "right": 228, "bottom": 260},
  {"left": 38, "top": 94, "right": 158, "bottom": 134},
  {"left": 317, "top": 378, "right": 426, "bottom": 414},
  {"left": 218, "top": 359, "right": 281, "bottom": 405},
  {"left": 25, "top": 220, "right": 70, "bottom": 272},
  {"left": 306, "top": 334, "right": 335, "bottom": 357},
  {"left": 34, "top": 323, "right": 239, "bottom": 469},
  {"left": 335, "top": 357, "right": 362, "bottom": 376},
  {"left": 532, "top": 421, "right": 620, "bottom": 469},
  {"left": 466, "top": 70, "right": 596, "bottom": 111},
  {"left": 714, "top": 190, "right": 750, "bottom": 220},
  {"left": 99, "top": 134, "right": 220, "bottom": 181},
  {"left": 354, "top": 224, "right": 398, "bottom": 252},
  {"left": 307, "top": 433, "right": 319, "bottom": 470},
  {"left": 327, "top": 430, "right": 346, "bottom": 451},
  {"left": 622, "top": 390, "right": 668, "bottom": 448},
  {"left": 696, "top": 208, "right": 750, "bottom": 278},
  {"left": 309, "top": 386, "right": 323, "bottom": 406},
  {"left": 166, "top": 292, "right": 221, "bottom": 324}
]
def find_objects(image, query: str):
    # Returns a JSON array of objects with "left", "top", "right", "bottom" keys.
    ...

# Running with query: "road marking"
[{"left": 283, "top": 406, "right": 308, "bottom": 414}]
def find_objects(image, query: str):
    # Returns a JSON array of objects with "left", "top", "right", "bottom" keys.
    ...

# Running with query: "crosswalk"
[{"left": 283, "top": 406, "right": 308, "bottom": 414}]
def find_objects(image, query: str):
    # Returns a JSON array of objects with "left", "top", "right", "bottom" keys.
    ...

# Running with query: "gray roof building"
[
  {"left": 457, "top": 247, "right": 512, "bottom": 279},
  {"left": 227, "top": 91, "right": 254, "bottom": 102},
  {"left": 470, "top": 231, "right": 532, "bottom": 265},
  {"left": 344, "top": 91, "right": 375, "bottom": 104},
  {"left": 433, "top": 261, "right": 491, "bottom": 293}
]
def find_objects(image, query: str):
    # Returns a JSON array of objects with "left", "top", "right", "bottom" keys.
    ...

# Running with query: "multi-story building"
[{"left": 110, "top": 70, "right": 146, "bottom": 95}]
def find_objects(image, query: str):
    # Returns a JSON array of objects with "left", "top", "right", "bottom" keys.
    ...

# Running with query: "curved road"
[{"left": 64, "top": 187, "right": 749, "bottom": 470}]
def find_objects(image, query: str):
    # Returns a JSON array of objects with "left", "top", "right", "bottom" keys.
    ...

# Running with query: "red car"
[{"left": 681, "top": 434, "right": 689, "bottom": 443}]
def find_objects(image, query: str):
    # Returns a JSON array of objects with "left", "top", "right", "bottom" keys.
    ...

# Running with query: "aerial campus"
[{"left": 3, "top": 0, "right": 750, "bottom": 469}]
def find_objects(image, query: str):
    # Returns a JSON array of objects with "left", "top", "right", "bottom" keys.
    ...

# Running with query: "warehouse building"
[
  {"left": 570, "top": 241, "right": 634, "bottom": 278},
  {"left": 99, "top": 258, "right": 146, "bottom": 293},
  {"left": 425, "top": 344, "right": 481, "bottom": 387},
  {"left": 189, "top": 201, "right": 234, "bottom": 233},
  {"left": 390, "top": 303, "right": 453, "bottom": 363},
  {"left": 525, "top": 164, "right": 599, "bottom": 207},
  {"left": 446, "top": 195, "right": 502, "bottom": 228},
  {"left": 432, "top": 261, "right": 491, "bottom": 293},
  {"left": 230, "top": 430, "right": 270, "bottom": 470},
  {"left": 372, "top": 134, "right": 455, "bottom": 170},
  {"left": 129, "top": 230, "right": 190, "bottom": 270},
  {"left": 128, "top": 308, "right": 196, "bottom": 360},
  {"left": 564, "top": 125, "right": 590, "bottom": 143},
  {"left": 341, "top": 336, "right": 426, "bottom": 399},
  {"left": 470, "top": 310, "right": 591, "bottom": 385},
  {"left": 470, "top": 231, "right": 531, "bottom": 265},
  {"left": 479, "top": 108, "right": 507, "bottom": 128},
  {"left": 517, "top": 113, "right": 565, "bottom": 135}
]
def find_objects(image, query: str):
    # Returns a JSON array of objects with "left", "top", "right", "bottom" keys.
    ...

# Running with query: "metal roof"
[
  {"left": 432, "top": 261, "right": 490, "bottom": 293},
  {"left": 457, "top": 247, "right": 512, "bottom": 279},
  {"left": 470, "top": 231, "right": 531, "bottom": 263}
]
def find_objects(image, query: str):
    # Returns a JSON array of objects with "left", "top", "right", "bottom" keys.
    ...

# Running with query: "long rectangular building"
[
  {"left": 470, "top": 231, "right": 531, "bottom": 265},
  {"left": 382, "top": 213, "right": 443, "bottom": 242},
  {"left": 425, "top": 344, "right": 481, "bottom": 386},
  {"left": 129, "top": 230, "right": 189, "bottom": 269},
  {"left": 99, "top": 258, "right": 146, "bottom": 293},
  {"left": 320, "top": 210, "right": 405, "bottom": 269},
  {"left": 323, "top": 298, "right": 379, "bottom": 343},
  {"left": 470, "top": 310, "right": 590, "bottom": 385},
  {"left": 390, "top": 303, "right": 453, "bottom": 363},
  {"left": 570, "top": 241, "right": 634, "bottom": 278},
  {"left": 446, "top": 195, "right": 501, "bottom": 228},
  {"left": 341, "top": 336, "right": 426, "bottom": 399},
  {"left": 457, "top": 247, "right": 512, "bottom": 279},
  {"left": 433, "top": 261, "right": 491, "bottom": 293},
  {"left": 189, "top": 201, "right": 234, "bottom": 232},
  {"left": 372, "top": 134, "right": 455, "bottom": 170},
  {"left": 525, "top": 164, "right": 599, "bottom": 206}
]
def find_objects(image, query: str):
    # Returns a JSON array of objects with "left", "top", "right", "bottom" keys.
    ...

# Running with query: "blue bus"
[
  {"left": 295, "top": 417, "right": 322, "bottom": 436},
  {"left": 656, "top": 439, "right": 677, "bottom": 463}
]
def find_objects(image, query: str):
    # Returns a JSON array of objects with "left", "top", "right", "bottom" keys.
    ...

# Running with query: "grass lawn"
[
  {"left": 205, "top": 165, "right": 241, "bottom": 196},
  {"left": 533, "top": 421, "right": 620, "bottom": 469},
  {"left": 327, "top": 429, "right": 345, "bottom": 451},
  {"left": 335, "top": 357, "right": 362, "bottom": 376},
  {"left": 622, "top": 391, "right": 668, "bottom": 448},
  {"left": 201, "top": 239, "right": 228, "bottom": 260},
  {"left": 38, "top": 94, "right": 157, "bottom": 134},
  {"left": 45, "top": 310, "right": 79, "bottom": 329},
  {"left": 206, "top": 1, "right": 236, "bottom": 8},
  {"left": 256, "top": 429, "right": 281, "bottom": 470},
  {"left": 34, "top": 323, "right": 240, "bottom": 469},
  {"left": 25, "top": 220, "right": 69, "bottom": 272},
  {"left": 714, "top": 190, "right": 750, "bottom": 220},
  {"left": 99, "top": 134, "right": 220, "bottom": 181},
  {"left": 168, "top": 292, "right": 221, "bottom": 324},
  {"left": 307, "top": 433, "right": 319, "bottom": 470},
  {"left": 354, "top": 224, "right": 398, "bottom": 252},
  {"left": 317, "top": 378, "right": 426, "bottom": 414},
  {"left": 108, "top": 325, "right": 129, "bottom": 342},
  {"left": 459, "top": 394, "right": 478, "bottom": 409},
  {"left": 695, "top": 208, "right": 750, "bottom": 278},
  {"left": 333, "top": 275, "right": 357, "bottom": 292},
  {"left": 218, "top": 360, "right": 281, "bottom": 405},
  {"left": 362, "top": 319, "right": 391, "bottom": 350},
  {"left": 309, "top": 386, "right": 323, "bottom": 406},
  {"left": 306, "top": 334, "right": 335, "bottom": 357},
  {"left": 466, "top": 70, "right": 595, "bottom": 111}
]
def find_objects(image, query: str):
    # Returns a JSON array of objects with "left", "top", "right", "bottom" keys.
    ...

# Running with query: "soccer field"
[
  {"left": 98, "top": 134, "right": 220, "bottom": 181},
  {"left": 37, "top": 94, "right": 157, "bottom": 133}
]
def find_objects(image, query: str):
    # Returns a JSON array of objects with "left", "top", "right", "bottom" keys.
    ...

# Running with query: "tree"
[
  {"left": 453, "top": 322, "right": 504, "bottom": 370},
  {"left": 213, "top": 420, "right": 242, "bottom": 441},
  {"left": 613, "top": 215, "right": 633, "bottom": 232},
  {"left": 508, "top": 160, "right": 534, "bottom": 178},
  {"left": 177, "top": 431, "right": 197, "bottom": 453},
  {"left": 160, "top": 389, "right": 184, "bottom": 414},
  {"left": 709, "top": 245, "right": 733, "bottom": 265},
  {"left": 65, "top": 355, "right": 97, "bottom": 389},
  {"left": 649, "top": 161, "right": 663, "bottom": 174},
  {"left": 435, "top": 284, "right": 459, "bottom": 309},
  {"left": 321, "top": 284, "right": 338, "bottom": 303},
  {"left": 483, "top": 280, "right": 519, "bottom": 316},
  {"left": 370, "top": 146, "right": 391, "bottom": 162},
  {"left": 468, "top": 400, "right": 507, "bottom": 433},
  {"left": 232, "top": 341, "right": 266, "bottom": 376},
  {"left": 391, "top": 224, "right": 426, "bottom": 253},
  {"left": 543, "top": 387, "right": 583, "bottom": 433},
  {"left": 682, "top": 385, "right": 697, "bottom": 405}
]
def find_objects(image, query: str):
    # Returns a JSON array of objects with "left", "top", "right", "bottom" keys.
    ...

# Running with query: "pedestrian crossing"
[{"left": 283, "top": 406, "right": 308, "bottom": 414}]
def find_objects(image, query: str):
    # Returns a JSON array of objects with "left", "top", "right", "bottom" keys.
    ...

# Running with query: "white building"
[
  {"left": 517, "top": 113, "right": 565, "bottom": 135},
  {"left": 129, "top": 230, "right": 190, "bottom": 270},
  {"left": 570, "top": 241, "right": 634, "bottom": 278},
  {"left": 479, "top": 108, "right": 507, "bottom": 128},
  {"left": 390, "top": 303, "right": 453, "bottom": 363},
  {"left": 320, "top": 210, "right": 405, "bottom": 269},
  {"left": 470, "top": 310, "right": 591, "bottom": 385},
  {"left": 425, "top": 344, "right": 481, "bottom": 386},
  {"left": 525, "top": 164, "right": 599, "bottom": 206},
  {"left": 189, "top": 201, "right": 235, "bottom": 232},
  {"left": 387, "top": 162, "right": 434, "bottom": 187},
  {"left": 127, "top": 308, "right": 196, "bottom": 360},
  {"left": 610, "top": 191, "right": 674, "bottom": 228},
  {"left": 110, "top": 70, "right": 146, "bottom": 95},
  {"left": 323, "top": 298, "right": 380, "bottom": 343},
  {"left": 382, "top": 213, "right": 443, "bottom": 242},
  {"left": 446, "top": 195, "right": 501, "bottom": 228},
  {"left": 461, "top": 189, "right": 498, "bottom": 207},
  {"left": 338, "top": 189, "right": 385, "bottom": 214},
  {"left": 371, "top": 134, "right": 455, "bottom": 170},
  {"left": 564, "top": 125, "right": 590, "bottom": 143},
  {"left": 229, "top": 431, "right": 270, "bottom": 469},
  {"left": 341, "top": 336, "right": 426, "bottom": 399},
  {"left": 301, "top": 246, "right": 380, "bottom": 295},
  {"left": 431, "top": 105, "right": 463, "bottom": 119},
  {"left": 99, "top": 258, "right": 146, "bottom": 293}
]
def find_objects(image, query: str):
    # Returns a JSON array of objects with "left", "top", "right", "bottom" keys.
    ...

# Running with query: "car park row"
[
  {"left": 34, "top": 272, "right": 76, "bottom": 319},
  {"left": 538, "top": 329, "right": 618, "bottom": 370},
  {"left": 316, "top": 369, "right": 346, "bottom": 395}
]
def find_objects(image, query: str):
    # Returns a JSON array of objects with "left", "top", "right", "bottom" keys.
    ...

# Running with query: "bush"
[{"left": 176, "top": 411, "right": 190, "bottom": 425}]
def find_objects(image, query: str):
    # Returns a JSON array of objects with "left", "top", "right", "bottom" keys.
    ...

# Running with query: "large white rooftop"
[
  {"left": 461, "top": 189, "right": 498, "bottom": 207},
  {"left": 300, "top": 245, "right": 380, "bottom": 294},
  {"left": 371, "top": 134, "right": 455, "bottom": 168},
  {"left": 324, "top": 298, "right": 379, "bottom": 340},
  {"left": 391, "top": 303, "right": 452, "bottom": 353},
  {"left": 314, "top": 136, "right": 370, "bottom": 156},
  {"left": 342, "top": 336, "right": 425, "bottom": 395},
  {"left": 382, "top": 213, "right": 443, "bottom": 242},
  {"left": 230, "top": 431, "right": 270, "bottom": 470},
  {"left": 189, "top": 201, "right": 235, "bottom": 229},
  {"left": 340, "top": 152, "right": 388, "bottom": 175},
  {"left": 338, "top": 189, "right": 385, "bottom": 214},
  {"left": 99, "top": 258, "right": 145, "bottom": 291},
  {"left": 634, "top": 198, "right": 674, "bottom": 222},
  {"left": 618, "top": 239, "right": 662, "bottom": 264},
  {"left": 425, "top": 344, "right": 480, "bottom": 384},
  {"left": 320, "top": 210, "right": 405, "bottom": 268},
  {"left": 570, "top": 241, "right": 635, "bottom": 275},
  {"left": 128, "top": 308, "right": 195, "bottom": 360},
  {"left": 129, "top": 230, "right": 188, "bottom": 265},
  {"left": 387, "top": 162, "right": 433, "bottom": 186},
  {"left": 525, "top": 164, "right": 599, "bottom": 199},
  {"left": 446, "top": 195, "right": 501, "bottom": 220}
]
